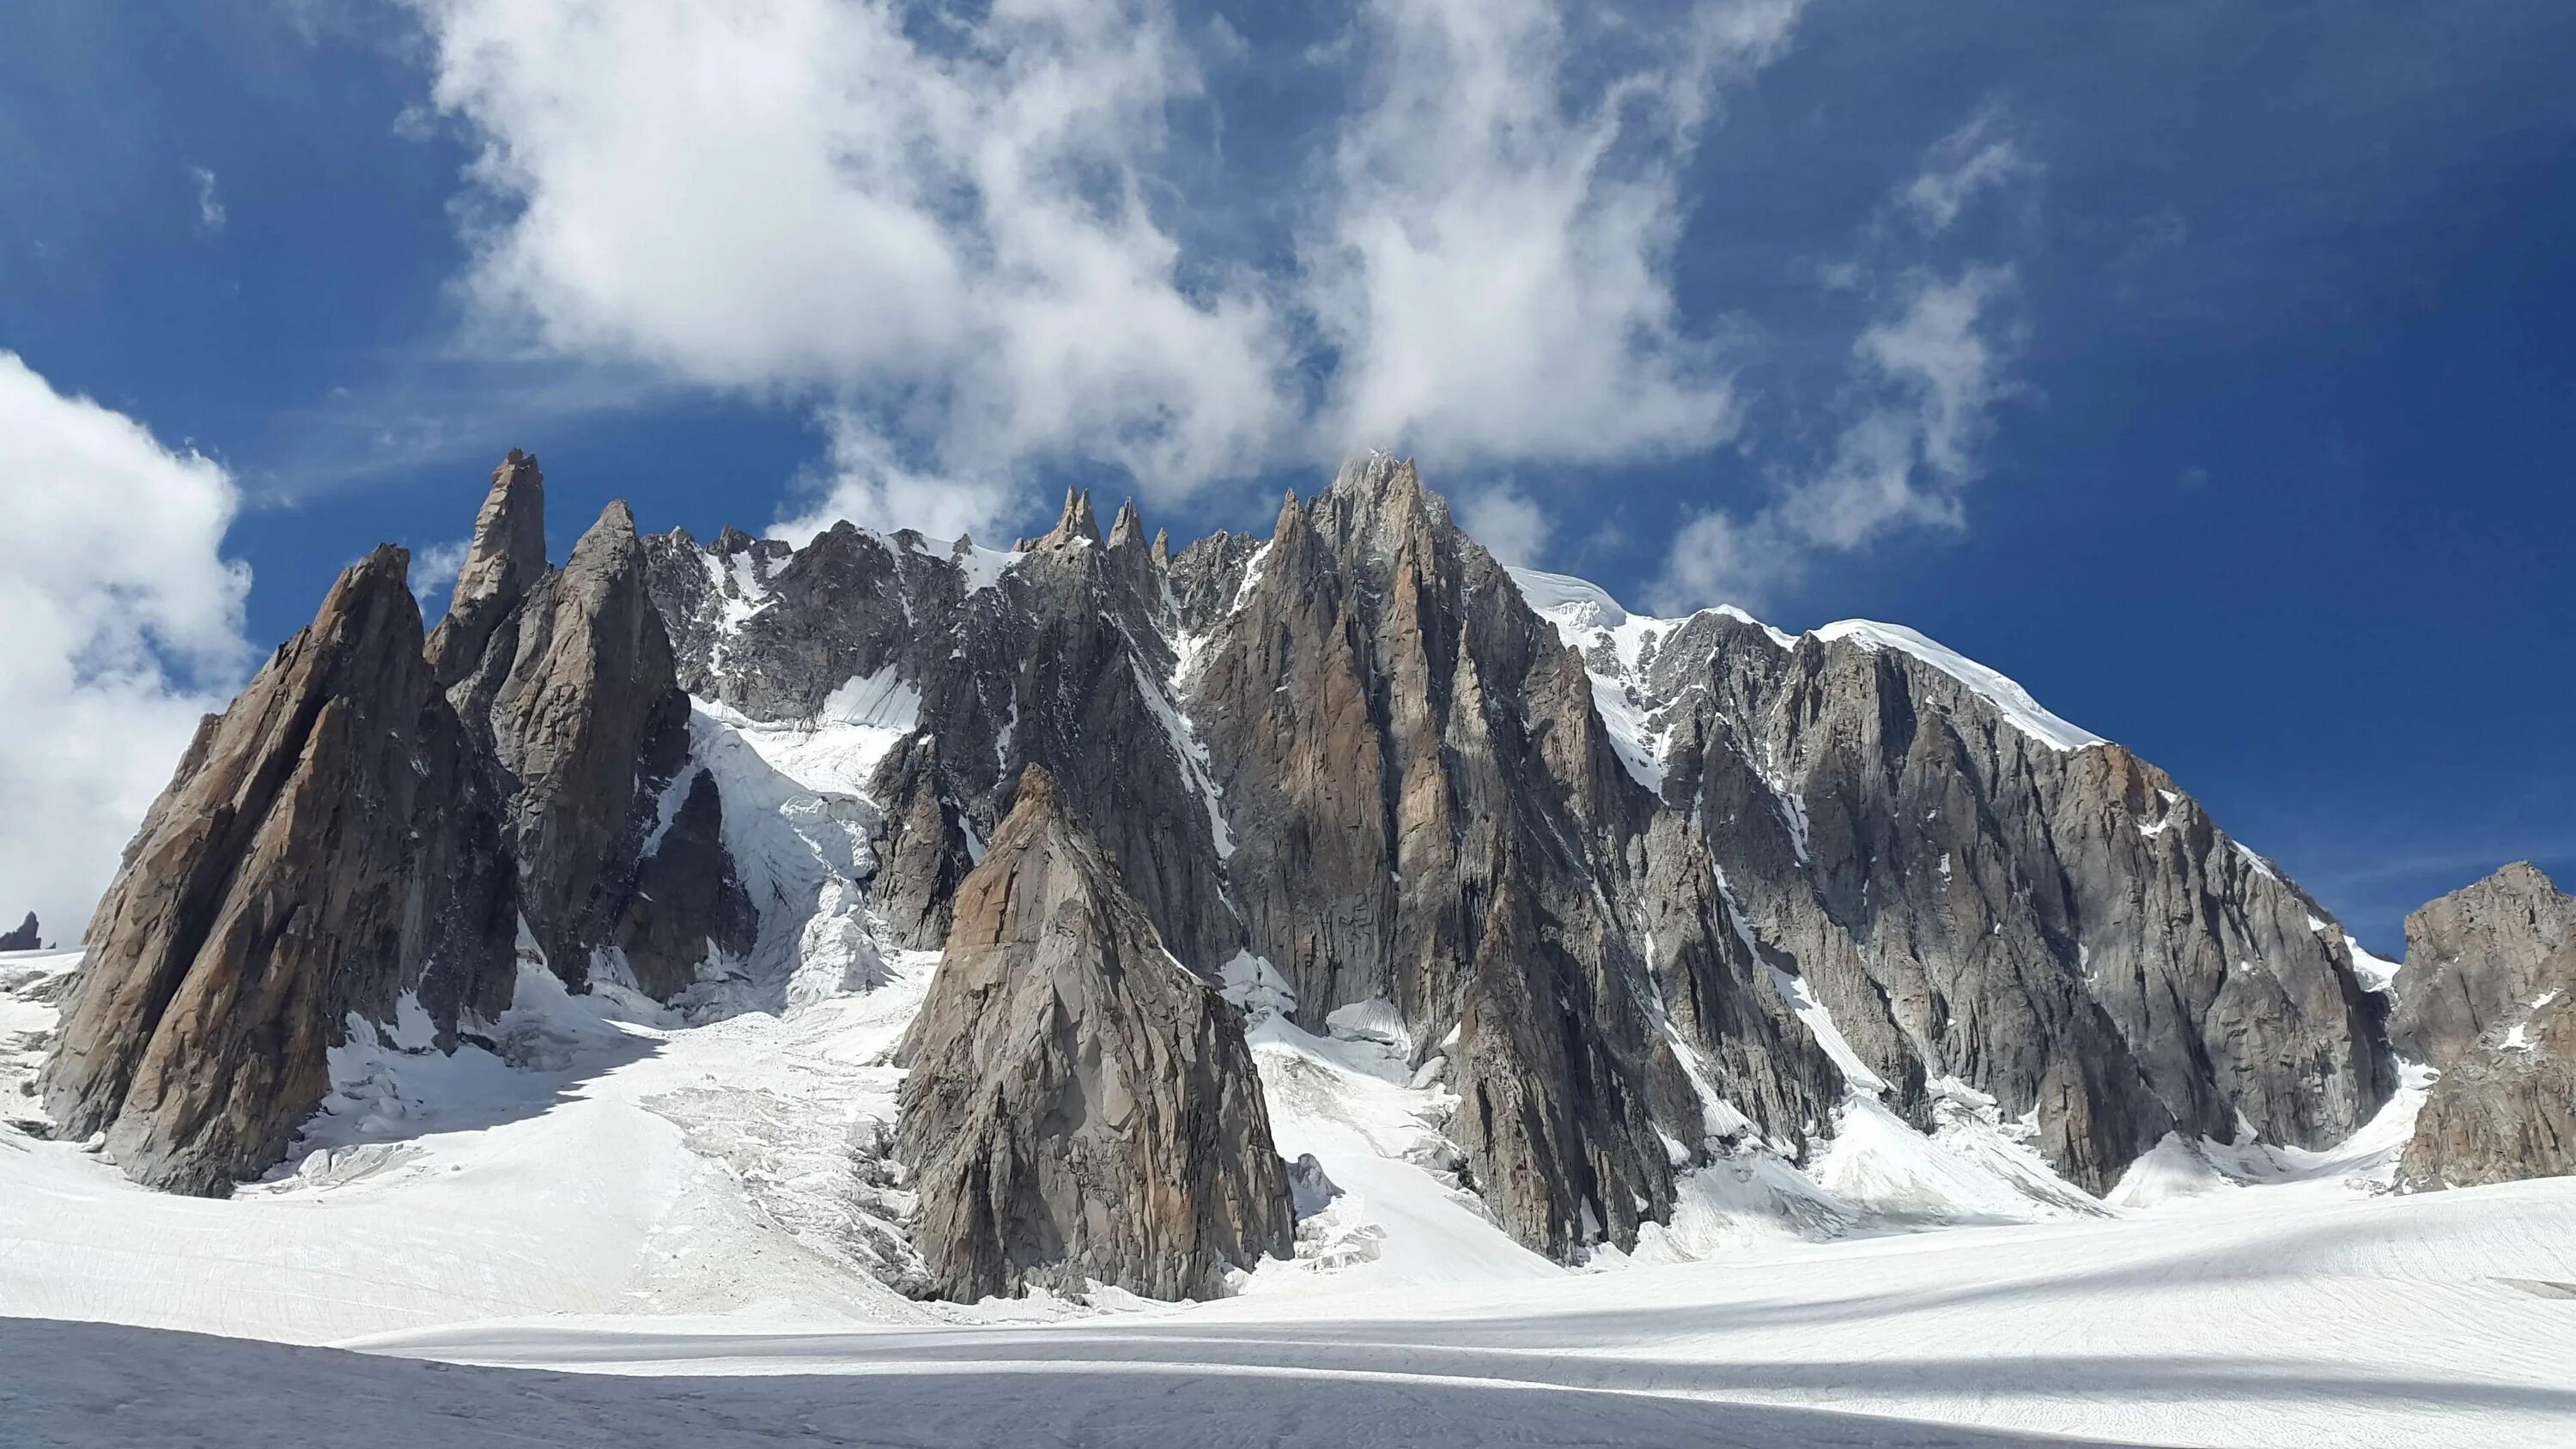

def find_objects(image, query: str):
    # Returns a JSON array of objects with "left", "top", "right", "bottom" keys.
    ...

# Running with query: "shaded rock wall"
[
  {"left": 896, "top": 767, "right": 1291, "bottom": 1301},
  {"left": 40, "top": 547, "right": 516, "bottom": 1194}
]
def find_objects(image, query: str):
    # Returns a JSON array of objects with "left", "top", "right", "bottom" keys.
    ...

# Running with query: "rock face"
[
  {"left": 1611, "top": 610, "right": 2391, "bottom": 1192},
  {"left": 2397, "top": 864, "right": 2576, "bottom": 1188},
  {"left": 0, "top": 913, "right": 36, "bottom": 951},
  {"left": 44, "top": 453, "right": 763, "bottom": 1194},
  {"left": 614, "top": 769, "right": 757, "bottom": 1000},
  {"left": 40, "top": 548, "right": 516, "bottom": 1194},
  {"left": 646, "top": 452, "right": 2396, "bottom": 1258},
  {"left": 49, "top": 446, "right": 2417, "bottom": 1256},
  {"left": 896, "top": 767, "right": 1292, "bottom": 1302},
  {"left": 426, "top": 449, "right": 548, "bottom": 686},
  {"left": 443, "top": 501, "right": 697, "bottom": 987}
]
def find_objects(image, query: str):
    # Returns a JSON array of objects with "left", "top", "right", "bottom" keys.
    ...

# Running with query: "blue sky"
[{"left": 1, "top": 0, "right": 2568, "bottom": 947}]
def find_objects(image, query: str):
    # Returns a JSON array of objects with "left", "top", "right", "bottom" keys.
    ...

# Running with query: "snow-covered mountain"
[
  {"left": 9, "top": 448, "right": 2576, "bottom": 1446},
  {"left": 18, "top": 448, "right": 2565, "bottom": 1307}
]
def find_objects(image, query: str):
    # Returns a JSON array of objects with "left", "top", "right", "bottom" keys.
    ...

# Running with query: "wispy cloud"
[
  {"left": 771, "top": 411, "right": 1012, "bottom": 547},
  {"left": 407, "top": 536, "right": 473, "bottom": 616},
  {"left": 1455, "top": 482, "right": 1554, "bottom": 566},
  {"left": 1303, "top": 0, "right": 1802, "bottom": 468},
  {"left": 1899, "top": 107, "right": 2033, "bottom": 233},
  {"left": 1653, "top": 108, "right": 2036, "bottom": 611},
  {"left": 189, "top": 165, "right": 225, "bottom": 234},
  {"left": 398, "top": 0, "right": 1814, "bottom": 534}
]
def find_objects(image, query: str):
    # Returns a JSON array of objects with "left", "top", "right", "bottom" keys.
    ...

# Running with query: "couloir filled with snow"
[{"left": 6, "top": 607, "right": 2574, "bottom": 1446}]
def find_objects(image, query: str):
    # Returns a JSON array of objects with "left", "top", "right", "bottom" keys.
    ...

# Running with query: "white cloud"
[
  {"left": 1655, "top": 266, "right": 2018, "bottom": 611},
  {"left": 410, "top": 0, "right": 1297, "bottom": 506},
  {"left": 1455, "top": 482, "right": 1553, "bottom": 566},
  {"left": 190, "top": 166, "right": 226, "bottom": 233},
  {"left": 402, "top": 0, "right": 1818, "bottom": 534},
  {"left": 1653, "top": 106, "right": 2034, "bottom": 613},
  {"left": 1899, "top": 108, "right": 2032, "bottom": 234},
  {"left": 771, "top": 411, "right": 1014, "bottom": 547},
  {"left": 0, "top": 352, "right": 252, "bottom": 943},
  {"left": 1304, "top": 0, "right": 1802, "bottom": 467},
  {"left": 409, "top": 537, "right": 474, "bottom": 615}
]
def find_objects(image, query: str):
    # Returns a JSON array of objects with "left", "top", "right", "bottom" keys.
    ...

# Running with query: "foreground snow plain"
[
  {"left": 6, "top": 687, "right": 2573, "bottom": 1447},
  {"left": 7, "top": 938, "right": 2573, "bottom": 1449}
]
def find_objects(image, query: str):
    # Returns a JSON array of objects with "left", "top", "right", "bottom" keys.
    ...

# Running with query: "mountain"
[
  {"left": 2393, "top": 863, "right": 2576, "bottom": 1187},
  {"left": 34, "top": 447, "right": 2563, "bottom": 1299},
  {"left": 896, "top": 764, "right": 1292, "bottom": 1300}
]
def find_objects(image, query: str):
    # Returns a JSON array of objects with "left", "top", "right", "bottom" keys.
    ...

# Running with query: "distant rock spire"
[
  {"left": 426, "top": 449, "right": 548, "bottom": 686},
  {"left": 0, "top": 912, "right": 37, "bottom": 952},
  {"left": 1107, "top": 497, "right": 1145, "bottom": 550},
  {"left": 1043, "top": 487, "right": 1101, "bottom": 547}
]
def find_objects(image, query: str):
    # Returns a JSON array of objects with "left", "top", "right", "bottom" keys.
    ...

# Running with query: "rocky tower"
[
  {"left": 2395, "top": 863, "right": 2576, "bottom": 1188},
  {"left": 445, "top": 502, "right": 701, "bottom": 986},
  {"left": 44, "top": 454, "right": 763, "bottom": 1195},
  {"left": 0, "top": 913, "right": 37, "bottom": 951},
  {"left": 40, "top": 547, "right": 516, "bottom": 1194},
  {"left": 426, "top": 449, "right": 547, "bottom": 686},
  {"left": 431, "top": 465, "right": 750, "bottom": 992},
  {"left": 896, "top": 766, "right": 1292, "bottom": 1301}
]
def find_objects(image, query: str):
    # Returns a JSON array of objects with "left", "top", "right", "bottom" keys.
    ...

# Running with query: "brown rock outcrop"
[
  {"left": 40, "top": 547, "right": 515, "bottom": 1194},
  {"left": 426, "top": 448, "right": 547, "bottom": 687},
  {"left": 896, "top": 767, "right": 1291, "bottom": 1301},
  {"left": 2397, "top": 863, "right": 2576, "bottom": 1188}
]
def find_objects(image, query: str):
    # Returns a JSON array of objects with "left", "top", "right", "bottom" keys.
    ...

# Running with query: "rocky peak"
[
  {"left": 43, "top": 544, "right": 515, "bottom": 1194},
  {"left": 0, "top": 912, "right": 38, "bottom": 951},
  {"left": 896, "top": 764, "right": 1292, "bottom": 1300},
  {"left": 1107, "top": 497, "right": 1146, "bottom": 551},
  {"left": 471, "top": 499, "right": 694, "bottom": 986},
  {"left": 427, "top": 450, "right": 549, "bottom": 686},
  {"left": 2397, "top": 862, "right": 2576, "bottom": 1189},
  {"left": 2391, "top": 861, "right": 2575, "bottom": 1070},
  {"left": 1309, "top": 452, "right": 1452, "bottom": 561},
  {"left": 1020, "top": 487, "right": 1102, "bottom": 550}
]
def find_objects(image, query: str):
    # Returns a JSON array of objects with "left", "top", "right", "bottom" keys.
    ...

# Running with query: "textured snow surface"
[
  {"left": 6, "top": 941, "right": 2576, "bottom": 1446},
  {"left": 1813, "top": 619, "right": 2106, "bottom": 751},
  {"left": 1509, "top": 566, "right": 2106, "bottom": 769}
]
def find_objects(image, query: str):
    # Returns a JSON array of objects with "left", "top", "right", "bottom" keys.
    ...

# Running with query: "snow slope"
[
  {"left": 5, "top": 931, "right": 2576, "bottom": 1446},
  {"left": 1509, "top": 565, "right": 2107, "bottom": 754}
]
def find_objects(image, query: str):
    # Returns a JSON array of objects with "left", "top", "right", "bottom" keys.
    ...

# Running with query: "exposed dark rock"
[
  {"left": 641, "top": 451, "right": 2398, "bottom": 1259},
  {"left": 1635, "top": 629, "right": 2391, "bottom": 1190},
  {"left": 0, "top": 913, "right": 37, "bottom": 952},
  {"left": 866, "top": 733, "right": 975, "bottom": 951},
  {"left": 446, "top": 500, "right": 696, "bottom": 988},
  {"left": 895, "top": 767, "right": 1292, "bottom": 1302},
  {"left": 614, "top": 769, "right": 757, "bottom": 999},
  {"left": 39, "top": 547, "right": 515, "bottom": 1194},
  {"left": 2401, "top": 992, "right": 2575, "bottom": 1189},
  {"left": 2397, "top": 864, "right": 2576, "bottom": 1189},
  {"left": 2389, "top": 861, "right": 2574, "bottom": 1070}
]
